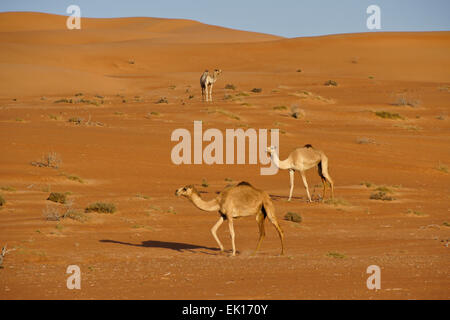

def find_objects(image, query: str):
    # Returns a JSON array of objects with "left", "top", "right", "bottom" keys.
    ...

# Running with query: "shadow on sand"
[{"left": 100, "top": 239, "right": 220, "bottom": 254}]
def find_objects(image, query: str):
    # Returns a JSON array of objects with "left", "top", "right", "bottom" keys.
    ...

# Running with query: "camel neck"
[
  {"left": 189, "top": 191, "right": 220, "bottom": 212},
  {"left": 271, "top": 152, "right": 291, "bottom": 170}
]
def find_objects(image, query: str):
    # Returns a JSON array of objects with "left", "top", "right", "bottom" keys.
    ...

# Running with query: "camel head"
[
  {"left": 213, "top": 69, "right": 222, "bottom": 77},
  {"left": 175, "top": 185, "right": 197, "bottom": 198},
  {"left": 266, "top": 145, "right": 277, "bottom": 155}
]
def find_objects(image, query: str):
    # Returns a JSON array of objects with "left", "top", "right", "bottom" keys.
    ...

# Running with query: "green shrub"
[
  {"left": 375, "top": 111, "right": 403, "bottom": 120},
  {"left": 85, "top": 202, "right": 116, "bottom": 213},
  {"left": 324, "top": 80, "right": 338, "bottom": 86},
  {"left": 47, "top": 192, "right": 67, "bottom": 204},
  {"left": 284, "top": 212, "right": 302, "bottom": 223}
]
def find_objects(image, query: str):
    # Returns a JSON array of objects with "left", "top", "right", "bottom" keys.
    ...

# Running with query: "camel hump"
[
  {"left": 304, "top": 144, "right": 313, "bottom": 148},
  {"left": 237, "top": 181, "right": 252, "bottom": 187}
]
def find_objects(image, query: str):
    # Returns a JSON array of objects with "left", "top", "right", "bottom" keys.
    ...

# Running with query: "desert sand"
[{"left": 0, "top": 12, "right": 449, "bottom": 299}]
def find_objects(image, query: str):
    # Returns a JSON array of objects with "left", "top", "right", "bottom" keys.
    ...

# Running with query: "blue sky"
[{"left": 1, "top": 0, "right": 449, "bottom": 37}]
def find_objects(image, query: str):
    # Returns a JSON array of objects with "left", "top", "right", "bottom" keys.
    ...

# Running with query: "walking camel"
[
  {"left": 200, "top": 69, "right": 222, "bottom": 102},
  {"left": 175, "top": 181, "right": 284, "bottom": 256},
  {"left": 267, "top": 144, "right": 334, "bottom": 202}
]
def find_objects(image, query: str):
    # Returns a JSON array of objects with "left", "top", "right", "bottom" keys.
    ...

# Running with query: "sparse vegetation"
[
  {"left": 356, "top": 137, "right": 375, "bottom": 144},
  {"left": 236, "top": 92, "right": 249, "bottom": 97},
  {"left": 54, "top": 98, "right": 73, "bottom": 104},
  {"left": 65, "top": 174, "right": 84, "bottom": 184},
  {"left": 443, "top": 222, "right": 450, "bottom": 227},
  {"left": 324, "top": 198, "right": 351, "bottom": 206},
  {"left": 296, "top": 69, "right": 302, "bottom": 72},
  {"left": 437, "top": 162, "right": 448, "bottom": 173},
  {"left": 68, "top": 117, "right": 83, "bottom": 125},
  {"left": 31, "top": 152, "right": 62, "bottom": 169},
  {"left": 326, "top": 252, "right": 346, "bottom": 259},
  {"left": 47, "top": 192, "right": 67, "bottom": 204},
  {"left": 43, "top": 204, "right": 61, "bottom": 221},
  {"left": 375, "top": 111, "right": 403, "bottom": 120},
  {"left": 273, "top": 105, "right": 287, "bottom": 111},
  {"left": 156, "top": 97, "right": 168, "bottom": 104},
  {"left": 210, "top": 108, "right": 241, "bottom": 120},
  {"left": 374, "top": 186, "right": 393, "bottom": 194},
  {"left": 74, "top": 93, "right": 83, "bottom": 97},
  {"left": 284, "top": 212, "right": 302, "bottom": 223},
  {"left": 392, "top": 94, "right": 420, "bottom": 107},
  {"left": 324, "top": 80, "right": 338, "bottom": 86},
  {"left": 290, "top": 104, "right": 305, "bottom": 119},
  {"left": 0, "top": 186, "right": 15, "bottom": 192},
  {"left": 361, "top": 181, "right": 372, "bottom": 188},
  {"left": 406, "top": 209, "right": 425, "bottom": 216},
  {"left": 225, "top": 84, "right": 236, "bottom": 90},
  {"left": 251, "top": 88, "right": 262, "bottom": 93},
  {"left": 370, "top": 191, "right": 394, "bottom": 201},
  {"left": 85, "top": 202, "right": 116, "bottom": 214},
  {"left": 201, "top": 178, "right": 209, "bottom": 188}
]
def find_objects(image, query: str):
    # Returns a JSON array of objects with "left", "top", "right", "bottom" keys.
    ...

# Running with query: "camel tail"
[{"left": 262, "top": 194, "right": 285, "bottom": 255}]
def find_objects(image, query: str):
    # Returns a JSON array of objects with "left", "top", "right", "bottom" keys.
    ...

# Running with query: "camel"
[
  {"left": 267, "top": 144, "right": 334, "bottom": 202},
  {"left": 175, "top": 181, "right": 284, "bottom": 256},
  {"left": 200, "top": 69, "right": 222, "bottom": 102}
]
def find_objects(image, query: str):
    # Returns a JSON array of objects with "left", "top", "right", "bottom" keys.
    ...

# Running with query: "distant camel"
[
  {"left": 200, "top": 69, "right": 222, "bottom": 102},
  {"left": 267, "top": 144, "right": 334, "bottom": 202},
  {"left": 175, "top": 181, "right": 284, "bottom": 256}
]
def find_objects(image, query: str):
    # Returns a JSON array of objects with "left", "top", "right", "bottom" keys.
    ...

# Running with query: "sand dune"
[{"left": 0, "top": 12, "right": 449, "bottom": 299}]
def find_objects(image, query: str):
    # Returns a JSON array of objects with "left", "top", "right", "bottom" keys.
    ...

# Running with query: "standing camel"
[
  {"left": 175, "top": 181, "right": 284, "bottom": 256},
  {"left": 200, "top": 69, "right": 222, "bottom": 102},
  {"left": 267, "top": 144, "right": 334, "bottom": 202}
]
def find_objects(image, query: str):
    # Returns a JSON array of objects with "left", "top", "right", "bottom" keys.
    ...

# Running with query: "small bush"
[
  {"left": 290, "top": 104, "right": 305, "bottom": 119},
  {"left": 54, "top": 98, "right": 73, "bottom": 104},
  {"left": 156, "top": 97, "right": 168, "bottom": 104},
  {"left": 326, "top": 252, "right": 346, "bottom": 259},
  {"left": 31, "top": 152, "right": 62, "bottom": 169},
  {"left": 225, "top": 84, "right": 236, "bottom": 90},
  {"left": 85, "top": 202, "right": 116, "bottom": 214},
  {"left": 47, "top": 192, "right": 67, "bottom": 204},
  {"left": 324, "top": 80, "right": 338, "bottom": 86},
  {"left": 284, "top": 212, "right": 302, "bottom": 223},
  {"left": 0, "top": 186, "right": 15, "bottom": 192},
  {"left": 375, "top": 111, "right": 403, "bottom": 120},
  {"left": 68, "top": 117, "right": 83, "bottom": 125},
  {"left": 360, "top": 181, "right": 372, "bottom": 188},
  {"left": 251, "top": 88, "right": 262, "bottom": 93},
  {"left": 273, "top": 105, "right": 287, "bottom": 111},
  {"left": 437, "top": 162, "right": 448, "bottom": 173},
  {"left": 43, "top": 205, "right": 61, "bottom": 221},
  {"left": 370, "top": 191, "right": 394, "bottom": 201},
  {"left": 392, "top": 94, "right": 420, "bottom": 107}
]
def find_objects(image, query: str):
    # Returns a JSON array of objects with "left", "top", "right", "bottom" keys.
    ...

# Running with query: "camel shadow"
[{"left": 99, "top": 239, "right": 220, "bottom": 255}]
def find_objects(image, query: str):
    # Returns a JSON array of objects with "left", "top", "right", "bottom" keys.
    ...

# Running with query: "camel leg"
[
  {"left": 227, "top": 218, "right": 236, "bottom": 256},
  {"left": 321, "top": 177, "right": 327, "bottom": 201},
  {"left": 201, "top": 87, "right": 205, "bottom": 101},
  {"left": 211, "top": 217, "right": 224, "bottom": 252},
  {"left": 263, "top": 198, "right": 285, "bottom": 255},
  {"left": 209, "top": 84, "right": 214, "bottom": 102},
  {"left": 253, "top": 212, "right": 266, "bottom": 255},
  {"left": 300, "top": 171, "right": 312, "bottom": 202},
  {"left": 288, "top": 169, "right": 294, "bottom": 201}
]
